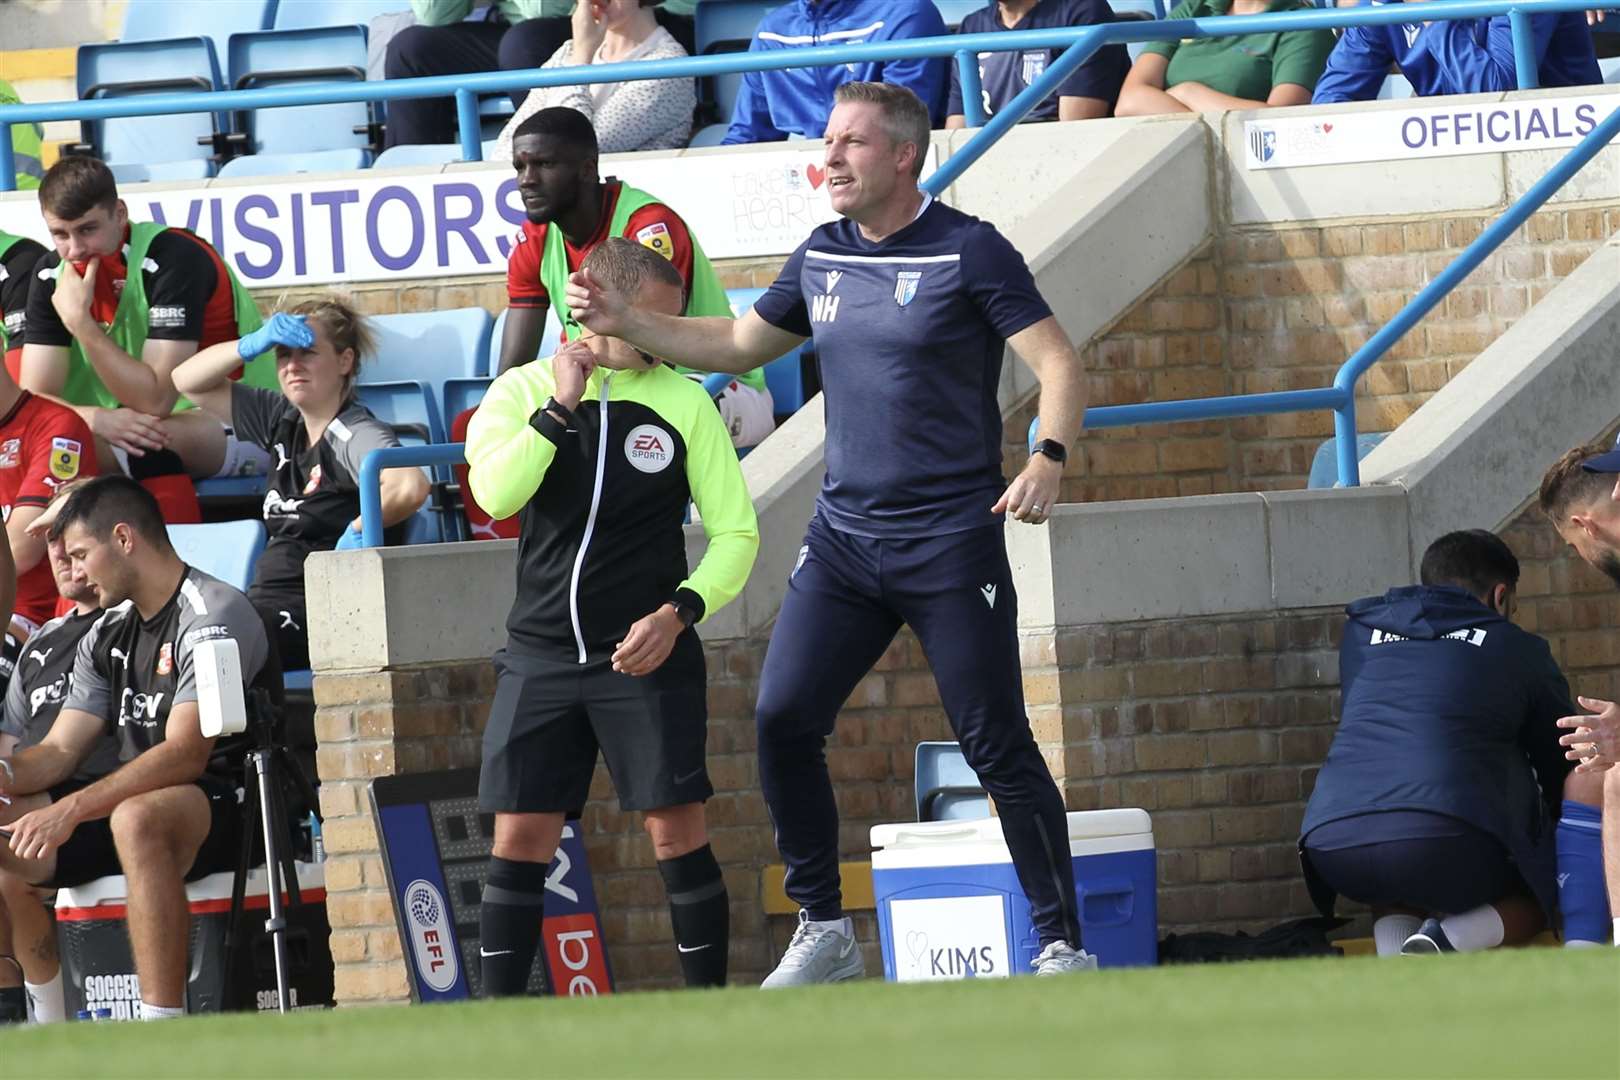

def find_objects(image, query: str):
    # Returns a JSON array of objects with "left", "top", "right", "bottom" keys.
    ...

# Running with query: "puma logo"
[
  {"left": 27, "top": 647, "right": 51, "bottom": 668},
  {"left": 273, "top": 443, "right": 290, "bottom": 472}
]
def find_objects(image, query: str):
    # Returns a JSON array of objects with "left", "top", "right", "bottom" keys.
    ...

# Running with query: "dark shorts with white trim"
[{"left": 478, "top": 633, "right": 711, "bottom": 815}]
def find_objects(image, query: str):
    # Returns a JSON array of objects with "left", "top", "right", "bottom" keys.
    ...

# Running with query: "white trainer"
[
  {"left": 761, "top": 912, "right": 865, "bottom": 988},
  {"left": 1032, "top": 940, "right": 1099, "bottom": 976}
]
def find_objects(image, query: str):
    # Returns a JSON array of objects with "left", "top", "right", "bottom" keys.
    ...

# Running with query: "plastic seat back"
[
  {"left": 76, "top": 38, "right": 222, "bottom": 172},
  {"left": 368, "top": 308, "right": 493, "bottom": 389},
  {"left": 226, "top": 27, "right": 372, "bottom": 155},
  {"left": 914, "top": 742, "right": 990, "bottom": 822},
  {"left": 216, "top": 148, "right": 369, "bottom": 178},
  {"left": 168, "top": 520, "right": 268, "bottom": 593}
]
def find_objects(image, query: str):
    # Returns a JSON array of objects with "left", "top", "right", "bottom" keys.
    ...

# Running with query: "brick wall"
[{"left": 1004, "top": 205, "right": 1618, "bottom": 499}]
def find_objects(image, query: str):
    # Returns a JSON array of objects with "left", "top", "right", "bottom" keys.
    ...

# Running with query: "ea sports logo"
[{"left": 624, "top": 424, "right": 673, "bottom": 473}]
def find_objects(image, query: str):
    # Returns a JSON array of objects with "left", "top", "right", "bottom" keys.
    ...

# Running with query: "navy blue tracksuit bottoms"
[{"left": 755, "top": 515, "right": 1083, "bottom": 948}]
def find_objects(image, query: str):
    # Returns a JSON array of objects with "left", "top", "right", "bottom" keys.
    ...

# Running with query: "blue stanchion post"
[
  {"left": 359, "top": 443, "right": 468, "bottom": 548},
  {"left": 455, "top": 89, "right": 483, "bottom": 163},
  {"left": 0, "top": 126, "right": 14, "bottom": 194},
  {"left": 1509, "top": 9, "right": 1541, "bottom": 89},
  {"left": 956, "top": 50, "right": 987, "bottom": 128},
  {"left": 1330, "top": 98, "right": 1620, "bottom": 486}
]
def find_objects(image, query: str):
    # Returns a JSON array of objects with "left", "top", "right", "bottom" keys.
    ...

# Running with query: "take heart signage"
[{"left": 806, "top": 163, "right": 827, "bottom": 189}]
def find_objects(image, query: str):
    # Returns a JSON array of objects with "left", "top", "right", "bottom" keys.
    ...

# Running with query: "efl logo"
[
  {"left": 623, "top": 424, "right": 673, "bottom": 474},
  {"left": 405, "top": 879, "right": 459, "bottom": 992}
]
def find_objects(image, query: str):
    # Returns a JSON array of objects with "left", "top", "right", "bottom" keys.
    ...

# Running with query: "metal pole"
[
  {"left": 1333, "top": 397, "right": 1361, "bottom": 488},
  {"left": 0, "top": 128, "right": 15, "bottom": 194},
  {"left": 455, "top": 89, "right": 483, "bottom": 163},
  {"left": 956, "top": 50, "right": 987, "bottom": 128},
  {"left": 252, "top": 751, "right": 292, "bottom": 1014},
  {"left": 1509, "top": 9, "right": 1540, "bottom": 90}
]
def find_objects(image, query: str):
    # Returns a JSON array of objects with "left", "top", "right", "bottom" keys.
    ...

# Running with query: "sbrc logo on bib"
[{"left": 623, "top": 424, "right": 673, "bottom": 474}]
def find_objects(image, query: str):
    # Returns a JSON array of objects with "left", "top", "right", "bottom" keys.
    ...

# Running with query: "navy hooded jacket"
[
  {"left": 1313, "top": 2, "right": 1600, "bottom": 103},
  {"left": 1300, "top": 585, "right": 1573, "bottom": 916},
  {"left": 722, "top": 0, "right": 949, "bottom": 144}
]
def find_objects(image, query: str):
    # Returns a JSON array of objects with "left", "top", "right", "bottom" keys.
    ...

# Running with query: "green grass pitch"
[{"left": 3, "top": 949, "right": 1616, "bottom": 1078}]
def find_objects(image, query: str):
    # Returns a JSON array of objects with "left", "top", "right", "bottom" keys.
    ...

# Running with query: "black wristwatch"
[
  {"left": 1032, "top": 439, "right": 1068, "bottom": 466},
  {"left": 669, "top": 589, "right": 704, "bottom": 628}
]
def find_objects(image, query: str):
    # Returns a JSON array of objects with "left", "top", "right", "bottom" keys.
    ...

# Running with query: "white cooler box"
[{"left": 871, "top": 809, "right": 1157, "bottom": 980}]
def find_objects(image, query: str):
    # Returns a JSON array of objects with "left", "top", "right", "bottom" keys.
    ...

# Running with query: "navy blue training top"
[
  {"left": 947, "top": 0, "right": 1129, "bottom": 122},
  {"left": 755, "top": 197, "right": 1051, "bottom": 538}
]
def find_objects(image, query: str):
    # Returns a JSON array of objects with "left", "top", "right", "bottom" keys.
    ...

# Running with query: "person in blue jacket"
[
  {"left": 722, "top": 0, "right": 949, "bottom": 143},
  {"left": 1299, "top": 529, "right": 1601, "bottom": 956},
  {"left": 1312, "top": 0, "right": 1601, "bottom": 102}
]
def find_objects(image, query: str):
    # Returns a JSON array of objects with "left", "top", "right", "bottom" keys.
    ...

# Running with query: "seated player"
[
  {"left": 172, "top": 296, "right": 430, "bottom": 670},
  {"left": 1538, "top": 444, "right": 1620, "bottom": 949},
  {"left": 0, "top": 476, "right": 280, "bottom": 1020},
  {"left": 19, "top": 157, "right": 281, "bottom": 513},
  {"left": 0, "top": 480, "right": 120, "bottom": 1024},
  {"left": 722, "top": 0, "right": 949, "bottom": 143},
  {"left": 1313, "top": 3, "right": 1601, "bottom": 103},
  {"left": 464, "top": 238, "right": 758, "bottom": 996},
  {"left": 1299, "top": 530, "right": 1587, "bottom": 955},
  {"left": 1, "top": 228, "right": 48, "bottom": 380},
  {"left": 945, "top": 0, "right": 1129, "bottom": 129},
  {"left": 1115, "top": 0, "right": 1334, "bottom": 117},
  {"left": 0, "top": 345, "right": 98, "bottom": 679}
]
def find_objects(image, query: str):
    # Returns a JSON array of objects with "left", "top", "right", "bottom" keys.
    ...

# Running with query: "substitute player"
[
  {"left": 465, "top": 238, "right": 758, "bottom": 996},
  {"left": 457, "top": 106, "right": 771, "bottom": 540},
  {"left": 569, "top": 81, "right": 1094, "bottom": 982}
]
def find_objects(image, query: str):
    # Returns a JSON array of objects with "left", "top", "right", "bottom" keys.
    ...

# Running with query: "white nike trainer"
[
  {"left": 1032, "top": 940, "right": 1099, "bottom": 975},
  {"left": 761, "top": 912, "right": 864, "bottom": 988}
]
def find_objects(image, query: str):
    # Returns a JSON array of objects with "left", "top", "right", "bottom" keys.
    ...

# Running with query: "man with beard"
[
  {"left": 453, "top": 107, "right": 770, "bottom": 539},
  {"left": 1538, "top": 444, "right": 1620, "bottom": 949}
]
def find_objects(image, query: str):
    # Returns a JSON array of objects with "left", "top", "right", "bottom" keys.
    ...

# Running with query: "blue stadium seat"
[
  {"left": 1306, "top": 433, "right": 1388, "bottom": 488},
  {"left": 196, "top": 475, "right": 269, "bottom": 501},
  {"left": 726, "top": 288, "right": 807, "bottom": 418},
  {"left": 914, "top": 742, "right": 990, "bottom": 822},
  {"left": 688, "top": 124, "right": 729, "bottom": 148},
  {"left": 694, "top": 1, "right": 783, "bottom": 129},
  {"left": 1377, "top": 74, "right": 1415, "bottom": 100},
  {"left": 487, "top": 307, "right": 564, "bottom": 375},
  {"left": 367, "top": 308, "right": 493, "bottom": 387},
  {"left": 270, "top": 0, "right": 413, "bottom": 31},
  {"left": 443, "top": 376, "right": 492, "bottom": 423},
  {"left": 168, "top": 520, "right": 267, "bottom": 593},
  {"left": 934, "top": 0, "right": 984, "bottom": 28},
  {"left": 216, "top": 148, "right": 369, "bottom": 178},
  {"left": 226, "top": 27, "right": 373, "bottom": 157},
  {"left": 75, "top": 38, "right": 224, "bottom": 177},
  {"left": 372, "top": 140, "right": 503, "bottom": 170},
  {"left": 106, "top": 160, "right": 215, "bottom": 184},
  {"left": 355, "top": 380, "right": 446, "bottom": 445},
  {"left": 120, "top": 0, "right": 276, "bottom": 69}
]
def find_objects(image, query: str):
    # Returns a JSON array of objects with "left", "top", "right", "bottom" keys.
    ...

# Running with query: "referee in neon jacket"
[{"left": 465, "top": 237, "right": 759, "bottom": 996}]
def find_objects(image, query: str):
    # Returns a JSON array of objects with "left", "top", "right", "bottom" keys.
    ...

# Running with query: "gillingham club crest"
[
  {"left": 894, "top": 271, "right": 922, "bottom": 307},
  {"left": 1249, "top": 127, "right": 1276, "bottom": 165}
]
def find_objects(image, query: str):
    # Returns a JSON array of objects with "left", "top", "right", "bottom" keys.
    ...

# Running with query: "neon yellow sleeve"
[
  {"left": 464, "top": 362, "right": 559, "bottom": 521},
  {"left": 680, "top": 384, "right": 759, "bottom": 621}
]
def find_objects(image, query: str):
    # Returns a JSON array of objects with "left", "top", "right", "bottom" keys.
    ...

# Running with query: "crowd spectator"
[
  {"left": 1539, "top": 443, "right": 1620, "bottom": 949},
  {"left": 946, "top": 0, "right": 1129, "bottom": 128},
  {"left": 0, "top": 338, "right": 97, "bottom": 667},
  {"left": 1313, "top": 2, "right": 1601, "bottom": 103},
  {"left": 20, "top": 157, "right": 281, "bottom": 521},
  {"left": 456, "top": 108, "right": 770, "bottom": 539},
  {"left": 495, "top": 0, "right": 695, "bottom": 157},
  {"left": 383, "top": 1, "right": 575, "bottom": 148},
  {"left": 0, "top": 480, "right": 119, "bottom": 1026},
  {"left": 0, "top": 476, "right": 280, "bottom": 1022},
  {"left": 0, "top": 230, "right": 48, "bottom": 380},
  {"left": 723, "top": 0, "right": 950, "bottom": 144},
  {"left": 1298, "top": 530, "right": 1591, "bottom": 955},
  {"left": 1115, "top": 0, "right": 1334, "bottom": 117},
  {"left": 172, "top": 297, "right": 430, "bottom": 671}
]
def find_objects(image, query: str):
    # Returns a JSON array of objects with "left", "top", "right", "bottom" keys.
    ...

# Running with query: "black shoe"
[{"left": 1401, "top": 917, "right": 1456, "bottom": 955}]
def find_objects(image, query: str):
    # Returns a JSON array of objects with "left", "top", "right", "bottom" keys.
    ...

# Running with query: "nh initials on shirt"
[{"left": 811, "top": 293, "right": 841, "bottom": 323}]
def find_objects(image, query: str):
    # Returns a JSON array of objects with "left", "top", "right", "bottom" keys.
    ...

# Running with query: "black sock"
[
  {"left": 479, "top": 856, "right": 549, "bottom": 998},
  {"left": 657, "top": 844, "right": 729, "bottom": 988}
]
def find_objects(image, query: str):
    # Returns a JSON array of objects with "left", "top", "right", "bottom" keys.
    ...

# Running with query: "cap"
[{"left": 1581, "top": 437, "right": 1620, "bottom": 474}]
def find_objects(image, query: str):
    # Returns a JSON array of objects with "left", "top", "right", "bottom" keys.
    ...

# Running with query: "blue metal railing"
[
  {"left": 0, "top": 0, "right": 1601, "bottom": 191},
  {"left": 358, "top": 442, "right": 468, "bottom": 548}
]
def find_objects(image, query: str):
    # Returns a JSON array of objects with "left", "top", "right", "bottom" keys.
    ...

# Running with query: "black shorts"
[
  {"left": 45, "top": 775, "right": 242, "bottom": 890},
  {"left": 1302, "top": 812, "right": 1523, "bottom": 915},
  {"left": 479, "top": 633, "right": 711, "bottom": 815}
]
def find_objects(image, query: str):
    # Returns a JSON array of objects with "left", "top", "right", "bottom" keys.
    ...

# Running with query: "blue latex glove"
[
  {"left": 335, "top": 523, "right": 367, "bottom": 550},
  {"left": 238, "top": 313, "right": 314, "bottom": 360}
]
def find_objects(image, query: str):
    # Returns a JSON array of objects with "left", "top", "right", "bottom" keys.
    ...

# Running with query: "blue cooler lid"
[{"left": 870, "top": 809, "right": 1153, "bottom": 870}]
